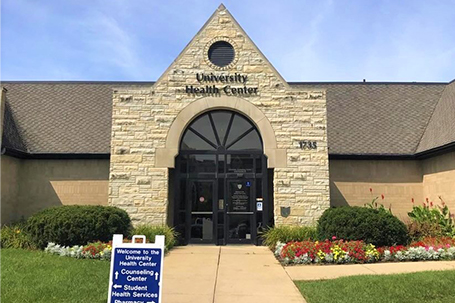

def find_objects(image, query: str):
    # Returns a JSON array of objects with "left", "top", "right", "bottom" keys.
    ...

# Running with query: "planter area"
[{"left": 275, "top": 237, "right": 455, "bottom": 265}]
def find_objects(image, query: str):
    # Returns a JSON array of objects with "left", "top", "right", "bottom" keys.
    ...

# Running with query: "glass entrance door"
[
  {"left": 226, "top": 179, "right": 254, "bottom": 243},
  {"left": 188, "top": 180, "right": 216, "bottom": 243},
  {"left": 174, "top": 110, "right": 270, "bottom": 245}
]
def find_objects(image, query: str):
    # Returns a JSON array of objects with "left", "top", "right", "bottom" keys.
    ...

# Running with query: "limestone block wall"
[{"left": 109, "top": 6, "right": 330, "bottom": 226}]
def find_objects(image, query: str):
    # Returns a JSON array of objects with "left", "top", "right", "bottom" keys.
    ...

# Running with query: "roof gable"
[
  {"left": 153, "top": 4, "right": 288, "bottom": 91},
  {"left": 417, "top": 81, "right": 455, "bottom": 153}
]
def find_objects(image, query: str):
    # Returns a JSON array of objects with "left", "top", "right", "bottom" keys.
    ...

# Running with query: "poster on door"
[{"left": 229, "top": 182, "right": 250, "bottom": 212}]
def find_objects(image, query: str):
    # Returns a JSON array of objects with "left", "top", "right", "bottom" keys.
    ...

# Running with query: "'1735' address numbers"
[{"left": 298, "top": 140, "right": 317, "bottom": 150}]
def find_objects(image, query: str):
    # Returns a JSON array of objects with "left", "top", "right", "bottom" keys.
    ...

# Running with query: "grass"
[
  {"left": 1, "top": 248, "right": 110, "bottom": 303},
  {"left": 296, "top": 270, "right": 455, "bottom": 303}
]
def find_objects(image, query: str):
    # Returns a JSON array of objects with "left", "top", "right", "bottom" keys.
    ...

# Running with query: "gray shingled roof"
[
  {"left": 1, "top": 81, "right": 453, "bottom": 156},
  {"left": 416, "top": 81, "right": 455, "bottom": 153},
  {"left": 2, "top": 82, "right": 116, "bottom": 154},
  {"left": 292, "top": 82, "right": 447, "bottom": 155}
]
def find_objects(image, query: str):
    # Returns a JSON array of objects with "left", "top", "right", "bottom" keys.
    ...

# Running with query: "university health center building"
[{"left": 1, "top": 5, "right": 455, "bottom": 245}]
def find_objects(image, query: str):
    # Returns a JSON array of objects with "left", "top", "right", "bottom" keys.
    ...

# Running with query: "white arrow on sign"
[
  {"left": 113, "top": 284, "right": 122, "bottom": 289},
  {"left": 115, "top": 271, "right": 119, "bottom": 280},
  {"left": 155, "top": 272, "right": 159, "bottom": 281}
]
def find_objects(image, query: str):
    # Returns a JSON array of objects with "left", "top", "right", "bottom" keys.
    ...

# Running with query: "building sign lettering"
[{"left": 186, "top": 73, "right": 258, "bottom": 96}]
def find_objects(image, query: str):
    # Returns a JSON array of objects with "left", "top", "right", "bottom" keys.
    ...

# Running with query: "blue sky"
[{"left": 1, "top": 0, "right": 455, "bottom": 82}]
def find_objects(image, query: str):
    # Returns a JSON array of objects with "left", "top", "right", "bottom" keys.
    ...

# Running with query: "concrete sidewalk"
[
  {"left": 162, "top": 245, "right": 305, "bottom": 303},
  {"left": 285, "top": 260, "right": 455, "bottom": 281}
]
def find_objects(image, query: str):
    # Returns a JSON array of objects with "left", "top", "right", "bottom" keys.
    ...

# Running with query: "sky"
[{"left": 1, "top": 0, "right": 455, "bottom": 82}]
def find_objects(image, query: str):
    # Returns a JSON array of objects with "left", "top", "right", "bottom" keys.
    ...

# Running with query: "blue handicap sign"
[{"left": 108, "top": 235, "right": 164, "bottom": 303}]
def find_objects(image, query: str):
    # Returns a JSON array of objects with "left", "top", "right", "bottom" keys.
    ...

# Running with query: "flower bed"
[
  {"left": 275, "top": 237, "right": 455, "bottom": 265},
  {"left": 45, "top": 241, "right": 112, "bottom": 260}
]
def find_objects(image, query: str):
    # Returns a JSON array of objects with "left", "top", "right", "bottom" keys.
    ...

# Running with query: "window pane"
[
  {"left": 228, "top": 215, "right": 251, "bottom": 240},
  {"left": 190, "top": 181, "right": 213, "bottom": 212},
  {"left": 225, "top": 114, "right": 253, "bottom": 146},
  {"left": 181, "top": 129, "right": 215, "bottom": 151},
  {"left": 179, "top": 155, "right": 187, "bottom": 173},
  {"left": 227, "top": 154, "right": 254, "bottom": 173},
  {"left": 189, "top": 114, "right": 218, "bottom": 146},
  {"left": 228, "top": 130, "right": 262, "bottom": 151},
  {"left": 188, "top": 154, "right": 216, "bottom": 173},
  {"left": 255, "top": 156, "right": 262, "bottom": 173},
  {"left": 191, "top": 214, "right": 213, "bottom": 240},
  {"left": 211, "top": 111, "right": 232, "bottom": 145}
]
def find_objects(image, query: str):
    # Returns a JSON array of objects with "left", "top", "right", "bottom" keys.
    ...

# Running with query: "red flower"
[
  {"left": 411, "top": 198, "right": 414, "bottom": 203},
  {"left": 430, "top": 201, "right": 434, "bottom": 207},
  {"left": 381, "top": 194, "right": 385, "bottom": 200},
  {"left": 426, "top": 197, "right": 429, "bottom": 203},
  {"left": 369, "top": 188, "right": 373, "bottom": 193}
]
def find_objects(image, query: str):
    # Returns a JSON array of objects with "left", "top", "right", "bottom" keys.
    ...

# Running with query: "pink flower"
[{"left": 332, "top": 236, "right": 337, "bottom": 240}]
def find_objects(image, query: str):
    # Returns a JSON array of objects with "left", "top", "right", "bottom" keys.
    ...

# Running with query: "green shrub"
[
  {"left": 407, "top": 199, "right": 454, "bottom": 238},
  {"left": 261, "top": 225, "right": 317, "bottom": 249},
  {"left": 407, "top": 221, "right": 444, "bottom": 241},
  {"left": 26, "top": 206, "right": 132, "bottom": 249},
  {"left": 132, "top": 225, "right": 177, "bottom": 252},
  {"left": 1, "top": 222, "right": 37, "bottom": 249},
  {"left": 317, "top": 206, "right": 409, "bottom": 247}
]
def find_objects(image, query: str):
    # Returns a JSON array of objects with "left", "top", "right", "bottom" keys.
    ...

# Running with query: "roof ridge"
[
  {"left": 1, "top": 81, "right": 155, "bottom": 84},
  {"left": 288, "top": 81, "right": 448, "bottom": 85},
  {"left": 1, "top": 80, "right": 449, "bottom": 85}
]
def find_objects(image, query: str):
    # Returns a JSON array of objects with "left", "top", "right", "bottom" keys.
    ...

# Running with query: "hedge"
[
  {"left": 26, "top": 205, "right": 132, "bottom": 249},
  {"left": 317, "top": 206, "right": 409, "bottom": 247}
]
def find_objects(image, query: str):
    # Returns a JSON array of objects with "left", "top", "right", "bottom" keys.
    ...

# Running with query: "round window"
[{"left": 208, "top": 41, "right": 235, "bottom": 68}]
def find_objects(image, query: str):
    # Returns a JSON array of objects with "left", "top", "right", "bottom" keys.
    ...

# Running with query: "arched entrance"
[{"left": 173, "top": 110, "right": 271, "bottom": 245}]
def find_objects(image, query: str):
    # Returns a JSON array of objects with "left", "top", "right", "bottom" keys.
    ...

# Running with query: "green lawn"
[
  {"left": 3, "top": 248, "right": 455, "bottom": 303},
  {"left": 1, "top": 248, "right": 110, "bottom": 303},
  {"left": 296, "top": 270, "right": 455, "bottom": 303}
]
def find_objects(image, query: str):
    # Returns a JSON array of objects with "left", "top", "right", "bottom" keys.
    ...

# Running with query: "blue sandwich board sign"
[{"left": 107, "top": 234, "right": 165, "bottom": 303}]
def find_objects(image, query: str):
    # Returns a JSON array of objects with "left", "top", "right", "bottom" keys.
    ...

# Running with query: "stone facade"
[{"left": 109, "top": 5, "right": 330, "bottom": 226}]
